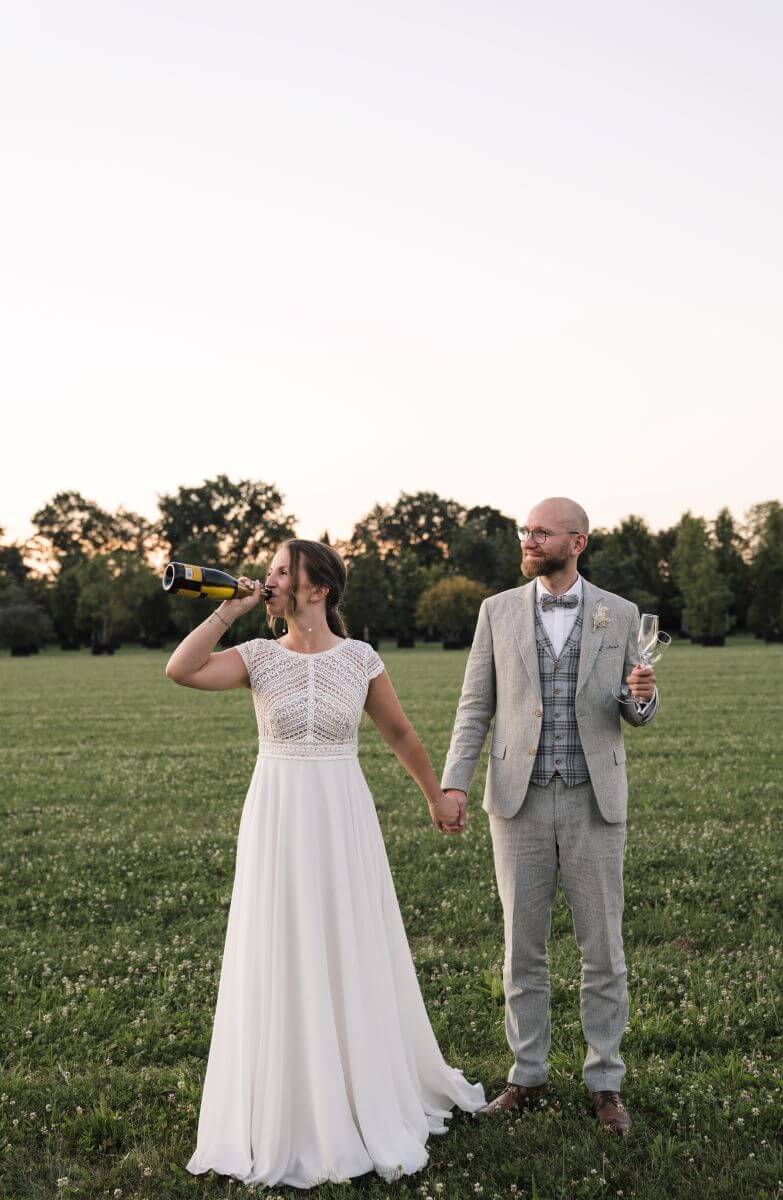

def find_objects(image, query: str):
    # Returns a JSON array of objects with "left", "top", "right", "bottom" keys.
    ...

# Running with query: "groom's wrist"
[{"left": 634, "top": 687, "right": 657, "bottom": 715}]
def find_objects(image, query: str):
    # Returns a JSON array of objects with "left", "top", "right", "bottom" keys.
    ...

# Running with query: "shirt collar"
[{"left": 536, "top": 574, "right": 583, "bottom": 606}]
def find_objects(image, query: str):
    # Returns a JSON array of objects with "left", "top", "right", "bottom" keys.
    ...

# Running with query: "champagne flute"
[{"left": 612, "top": 613, "right": 671, "bottom": 705}]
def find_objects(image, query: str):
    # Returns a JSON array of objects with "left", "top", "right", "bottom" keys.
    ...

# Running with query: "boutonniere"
[{"left": 592, "top": 604, "right": 610, "bottom": 631}]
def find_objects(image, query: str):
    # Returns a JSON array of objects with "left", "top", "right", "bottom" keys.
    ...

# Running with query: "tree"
[
  {"left": 0, "top": 528, "right": 31, "bottom": 590},
  {"left": 155, "top": 474, "right": 297, "bottom": 567},
  {"left": 449, "top": 506, "right": 521, "bottom": 591},
  {"left": 671, "top": 513, "right": 731, "bottom": 643},
  {"left": 584, "top": 516, "right": 661, "bottom": 613},
  {"left": 30, "top": 491, "right": 156, "bottom": 572},
  {"left": 350, "top": 491, "right": 465, "bottom": 568},
  {"left": 745, "top": 501, "right": 783, "bottom": 641},
  {"left": 414, "top": 562, "right": 449, "bottom": 642},
  {"left": 48, "top": 564, "right": 85, "bottom": 648},
  {"left": 0, "top": 583, "right": 54, "bottom": 654},
  {"left": 347, "top": 503, "right": 397, "bottom": 562},
  {"left": 341, "top": 549, "right": 390, "bottom": 644},
  {"left": 31, "top": 491, "right": 117, "bottom": 567},
  {"left": 416, "top": 576, "right": 490, "bottom": 647},
  {"left": 389, "top": 548, "right": 428, "bottom": 647},
  {"left": 712, "top": 507, "right": 752, "bottom": 631},
  {"left": 124, "top": 564, "right": 176, "bottom": 648},
  {"left": 577, "top": 527, "right": 608, "bottom": 581},
  {"left": 73, "top": 552, "right": 143, "bottom": 649},
  {"left": 655, "top": 525, "right": 685, "bottom": 635}
]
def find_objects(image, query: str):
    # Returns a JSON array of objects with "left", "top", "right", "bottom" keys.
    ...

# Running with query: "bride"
[{"left": 165, "top": 538, "right": 485, "bottom": 1188}]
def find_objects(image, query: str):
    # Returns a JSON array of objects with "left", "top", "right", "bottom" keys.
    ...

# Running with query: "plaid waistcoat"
[{"left": 530, "top": 603, "right": 590, "bottom": 787}]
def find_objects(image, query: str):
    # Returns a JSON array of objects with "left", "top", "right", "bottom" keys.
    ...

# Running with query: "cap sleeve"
[
  {"left": 233, "top": 638, "right": 263, "bottom": 686},
  {"left": 365, "top": 643, "right": 385, "bottom": 680}
]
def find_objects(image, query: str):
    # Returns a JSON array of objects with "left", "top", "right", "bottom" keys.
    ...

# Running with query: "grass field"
[{"left": 1, "top": 635, "right": 781, "bottom": 1200}]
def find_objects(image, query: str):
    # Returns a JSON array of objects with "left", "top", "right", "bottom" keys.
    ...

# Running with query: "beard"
[{"left": 521, "top": 549, "right": 570, "bottom": 578}]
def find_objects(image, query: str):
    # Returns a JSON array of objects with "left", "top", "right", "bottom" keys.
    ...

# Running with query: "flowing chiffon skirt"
[{"left": 186, "top": 751, "right": 485, "bottom": 1188}]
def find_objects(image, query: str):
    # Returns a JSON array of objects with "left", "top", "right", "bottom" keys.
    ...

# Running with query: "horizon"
[{"left": 2, "top": 485, "right": 779, "bottom": 562}]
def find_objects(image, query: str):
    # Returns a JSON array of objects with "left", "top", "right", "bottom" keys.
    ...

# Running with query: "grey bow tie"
[{"left": 540, "top": 593, "right": 579, "bottom": 611}]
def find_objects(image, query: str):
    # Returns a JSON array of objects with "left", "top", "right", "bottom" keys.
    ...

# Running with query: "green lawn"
[{"left": 1, "top": 636, "right": 781, "bottom": 1200}]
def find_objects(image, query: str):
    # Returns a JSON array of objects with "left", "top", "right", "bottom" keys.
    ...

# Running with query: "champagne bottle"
[{"left": 162, "top": 561, "right": 272, "bottom": 602}]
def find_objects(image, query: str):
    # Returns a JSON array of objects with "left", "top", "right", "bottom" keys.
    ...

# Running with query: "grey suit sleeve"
[
  {"left": 620, "top": 603, "right": 659, "bottom": 728},
  {"left": 440, "top": 599, "right": 497, "bottom": 794},
  {"left": 634, "top": 686, "right": 659, "bottom": 718}
]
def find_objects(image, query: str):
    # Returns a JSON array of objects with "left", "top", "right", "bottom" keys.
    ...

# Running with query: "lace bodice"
[{"left": 233, "top": 637, "right": 386, "bottom": 759}]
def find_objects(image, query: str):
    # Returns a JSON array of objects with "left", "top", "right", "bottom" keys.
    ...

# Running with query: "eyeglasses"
[{"left": 517, "top": 526, "right": 583, "bottom": 545}]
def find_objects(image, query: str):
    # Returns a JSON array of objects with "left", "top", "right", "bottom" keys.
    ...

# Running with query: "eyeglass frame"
[{"left": 517, "top": 526, "right": 585, "bottom": 545}]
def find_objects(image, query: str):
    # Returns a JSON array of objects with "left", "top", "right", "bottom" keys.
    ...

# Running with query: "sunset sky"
[{"left": 3, "top": 1, "right": 781, "bottom": 549}]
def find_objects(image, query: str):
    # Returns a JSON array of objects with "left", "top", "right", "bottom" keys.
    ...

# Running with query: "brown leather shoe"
[
  {"left": 478, "top": 1082, "right": 548, "bottom": 1116},
  {"left": 591, "top": 1090, "right": 631, "bottom": 1135}
]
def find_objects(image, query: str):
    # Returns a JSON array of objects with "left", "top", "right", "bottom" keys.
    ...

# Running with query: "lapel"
[
  {"left": 511, "top": 582, "right": 542, "bottom": 705},
  {"left": 575, "top": 577, "right": 607, "bottom": 697}
]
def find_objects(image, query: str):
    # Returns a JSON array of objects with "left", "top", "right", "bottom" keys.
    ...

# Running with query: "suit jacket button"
[
  {"left": 534, "top": 708, "right": 542, "bottom": 717},
  {"left": 528, "top": 748, "right": 536, "bottom": 755}
]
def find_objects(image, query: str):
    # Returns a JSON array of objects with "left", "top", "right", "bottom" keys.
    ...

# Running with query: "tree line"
[{"left": 0, "top": 478, "right": 781, "bottom": 655}]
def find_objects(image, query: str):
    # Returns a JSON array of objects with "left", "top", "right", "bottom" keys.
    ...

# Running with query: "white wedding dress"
[{"left": 185, "top": 635, "right": 485, "bottom": 1189}]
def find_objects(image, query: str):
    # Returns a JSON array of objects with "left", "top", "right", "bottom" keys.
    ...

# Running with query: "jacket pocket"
[
  {"left": 489, "top": 740, "right": 507, "bottom": 759},
  {"left": 613, "top": 746, "right": 627, "bottom": 765}
]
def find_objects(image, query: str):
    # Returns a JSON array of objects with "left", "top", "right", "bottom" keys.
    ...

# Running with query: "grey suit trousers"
[{"left": 489, "top": 773, "right": 629, "bottom": 1093}]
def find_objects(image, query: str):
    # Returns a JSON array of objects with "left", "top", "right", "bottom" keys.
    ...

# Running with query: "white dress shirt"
[{"left": 535, "top": 574, "right": 657, "bottom": 715}]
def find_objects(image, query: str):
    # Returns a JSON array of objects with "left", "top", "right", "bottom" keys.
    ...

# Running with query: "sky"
[{"left": 2, "top": 1, "right": 781, "bottom": 552}]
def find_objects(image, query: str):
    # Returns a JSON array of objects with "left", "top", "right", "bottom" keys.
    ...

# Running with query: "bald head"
[{"left": 526, "top": 497, "right": 590, "bottom": 536}]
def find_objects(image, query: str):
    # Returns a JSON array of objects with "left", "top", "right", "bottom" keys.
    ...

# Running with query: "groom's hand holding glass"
[{"left": 626, "top": 663, "right": 656, "bottom": 703}]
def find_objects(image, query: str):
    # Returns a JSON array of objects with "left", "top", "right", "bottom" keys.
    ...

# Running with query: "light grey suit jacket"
[{"left": 440, "top": 577, "right": 659, "bottom": 824}]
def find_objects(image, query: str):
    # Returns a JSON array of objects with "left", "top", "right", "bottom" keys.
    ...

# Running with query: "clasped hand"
[{"left": 427, "top": 789, "right": 467, "bottom": 835}]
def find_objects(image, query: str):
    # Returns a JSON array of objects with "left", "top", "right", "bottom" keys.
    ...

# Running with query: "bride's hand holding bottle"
[{"left": 218, "top": 577, "right": 266, "bottom": 622}]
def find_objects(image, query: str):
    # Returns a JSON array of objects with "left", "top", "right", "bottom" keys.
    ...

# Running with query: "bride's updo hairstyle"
[{"left": 270, "top": 539, "right": 349, "bottom": 640}]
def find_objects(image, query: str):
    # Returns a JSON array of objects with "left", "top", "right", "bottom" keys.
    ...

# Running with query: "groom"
[{"left": 440, "top": 496, "right": 658, "bottom": 1136}]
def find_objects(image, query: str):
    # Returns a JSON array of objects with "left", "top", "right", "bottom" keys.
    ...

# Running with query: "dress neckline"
[{"left": 271, "top": 637, "right": 349, "bottom": 658}]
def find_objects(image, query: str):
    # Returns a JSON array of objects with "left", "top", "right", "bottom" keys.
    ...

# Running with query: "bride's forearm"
[
  {"left": 164, "top": 603, "right": 236, "bottom": 678},
  {"left": 388, "top": 729, "right": 442, "bottom": 805}
]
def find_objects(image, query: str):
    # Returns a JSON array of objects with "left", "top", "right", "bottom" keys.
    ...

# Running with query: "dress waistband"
[{"left": 256, "top": 739, "right": 359, "bottom": 761}]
